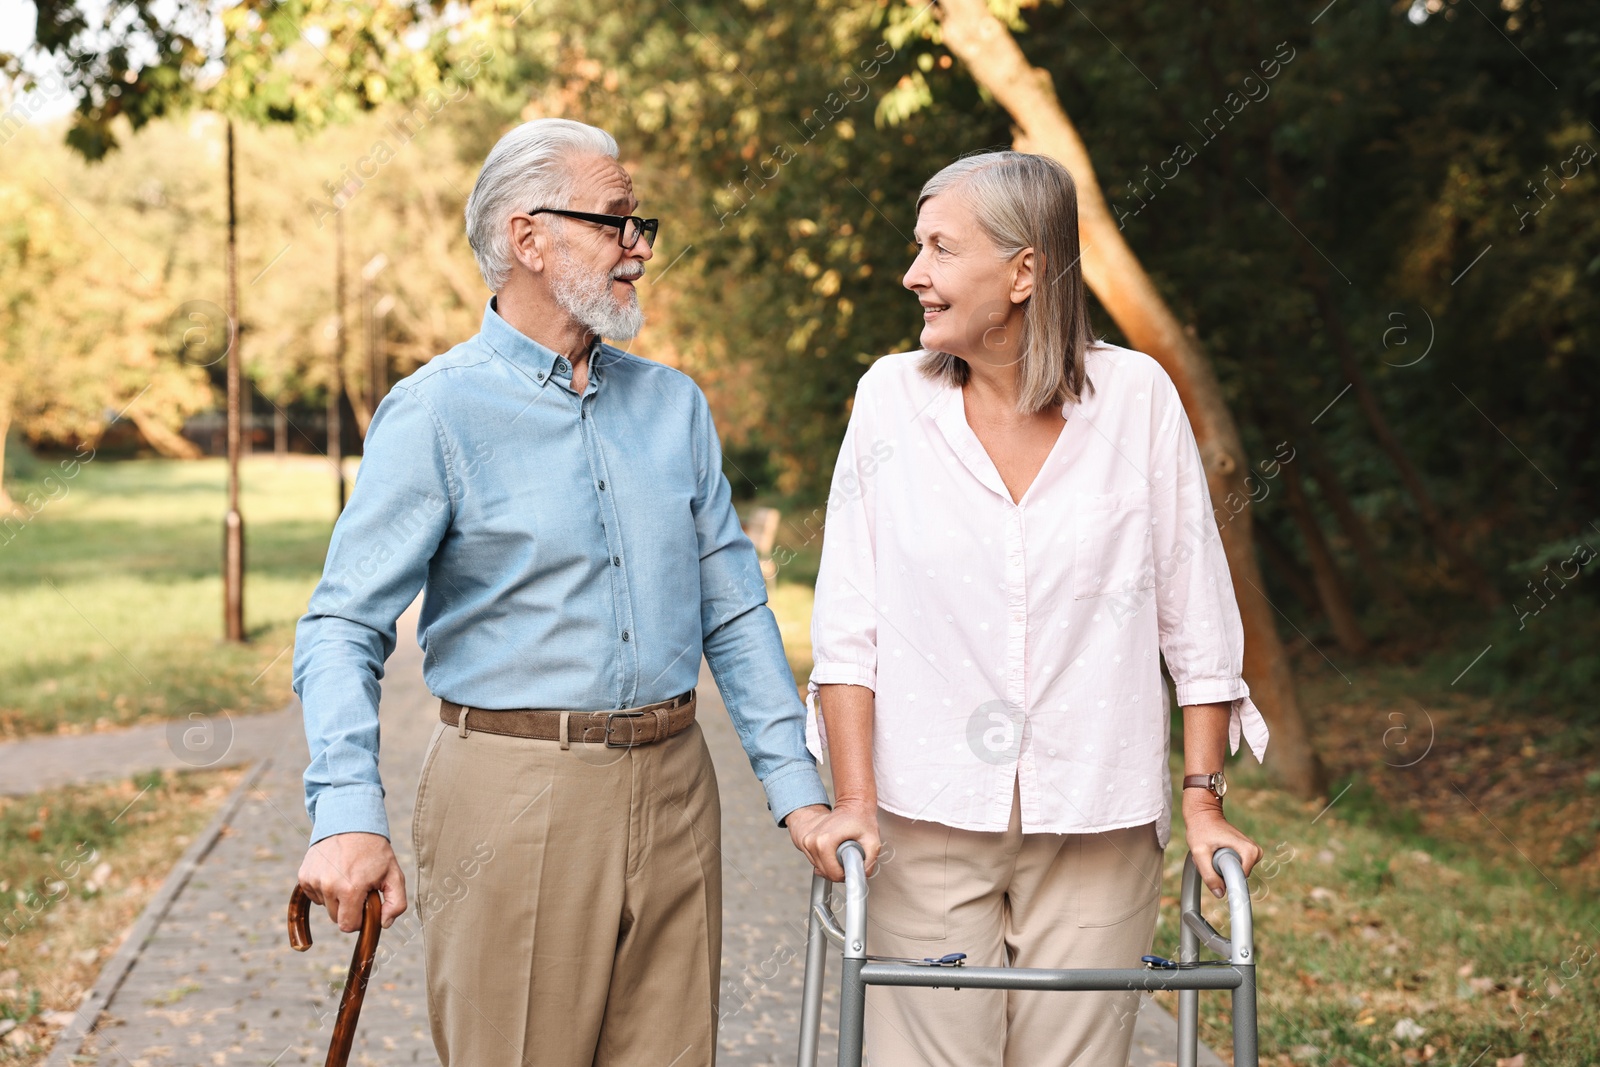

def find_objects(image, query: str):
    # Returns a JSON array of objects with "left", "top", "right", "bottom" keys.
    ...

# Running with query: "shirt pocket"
[{"left": 1072, "top": 489, "right": 1155, "bottom": 600}]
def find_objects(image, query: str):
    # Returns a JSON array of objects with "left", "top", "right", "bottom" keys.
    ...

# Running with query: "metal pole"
[
  {"left": 330, "top": 211, "right": 346, "bottom": 514},
  {"left": 222, "top": 117, "right": 245, "bottom": 643},
  {"left": 1213, "top": 847, "right": 1259, "bottom": 1067},
  {"left": 1232, "top": 964, "right": 1259, "bottom": 1067},
  {"left": 1178, "top": 854, "right": 1201, "bottom": 1067},
  {"left": 836, "top": 843, "right": 868, "bottom": 1067},
  {"left": 795, "top": 874, "right": 830, "bottom": 1067},
  {"left": 364, "top": 274, "right": 375, "bottom": 423},
  {"left": 359, "top": 254, "right": 389, "bottom": 434},
  {"left": 838, "top": 958, "right": 866, "bottom": 1067}
]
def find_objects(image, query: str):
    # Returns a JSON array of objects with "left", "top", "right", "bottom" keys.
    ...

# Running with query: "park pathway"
[{"left": 41, "top": 598, "right": 1214, "bottom": 1066}]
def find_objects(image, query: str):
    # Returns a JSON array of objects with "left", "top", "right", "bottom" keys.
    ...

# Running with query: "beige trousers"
[
  {"left": 411, "top": 717, "right": 722, "bottom": 1067},
  {"left": 863, "top": 787, "right": 1164, "bottom": 1067}
]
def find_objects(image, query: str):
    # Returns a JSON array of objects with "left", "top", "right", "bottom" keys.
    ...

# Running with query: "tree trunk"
[
  {"left": 346, "top": 363, "right": 372, "bottom": 438},
  {"left": 1279, "top": 460, "right": 1368, "bottom": 655},
  {"left": 127, "top": 406, "right": 204, "bottom": 459},
  {"left": 332, "top": 211, "right": 347, "bottom": 514},
  {"left": 937, "top": 0, "right": 1326, "bottom": 796},
  {"left": 1258, "top": 355, "right": 1413, "bottom": 615},
  {"left": 1254, "top": 519, "right": 1323, "bottom": 617},
  {"left": 0, "top": 401, "right": 15, "bottom": 514},
  {"left": 1298, "top": 429, "right": 1412, "bottom": 613},
  {"left": 1264, "top": 158, "right": 1497, "bottom": 607}
]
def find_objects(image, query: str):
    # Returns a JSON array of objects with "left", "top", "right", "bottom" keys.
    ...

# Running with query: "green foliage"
[
  {"left": 5, "top": 0, "right": 213, "bottom": 159},
  {"left": 7, "top": 0, "right": 1599, "bottom": 715},
  {"left": 1475, "top": 573, "right": 1600, "bottom": 719},
  {"left": 872, "top": 0, "right": 1600, "bottom": 703},
  {"left": 486, "top": 0, "right": 1010, "bottom": 494},
  {"left": 0, "top": 131, "right": 215, "bottom": 464},
  {"left": 8, "top": 0, "right": 499, "bottom": 156}
]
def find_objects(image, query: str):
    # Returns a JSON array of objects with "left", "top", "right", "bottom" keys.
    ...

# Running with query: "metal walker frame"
[{"left": 795, "top": 842, "right": 1258, "bottom": 1067}]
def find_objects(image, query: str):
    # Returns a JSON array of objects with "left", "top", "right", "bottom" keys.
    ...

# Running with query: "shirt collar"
[{"left": 480, "top": 296, "right": 604, "bottom": 389}]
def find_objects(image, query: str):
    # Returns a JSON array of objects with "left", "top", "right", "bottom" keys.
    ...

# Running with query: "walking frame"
[{"left": 795, "top": 842, "right": 1258, "bottom": 1067}]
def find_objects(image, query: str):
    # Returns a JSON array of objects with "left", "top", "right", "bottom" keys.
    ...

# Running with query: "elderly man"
[{"left": 292, "top": 118, "right": 867, "bottom": 1066}]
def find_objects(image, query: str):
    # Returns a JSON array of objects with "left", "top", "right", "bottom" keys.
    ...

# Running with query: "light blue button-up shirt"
[{"left": 292, "top": 298, "right": 828, "bottom": 844}]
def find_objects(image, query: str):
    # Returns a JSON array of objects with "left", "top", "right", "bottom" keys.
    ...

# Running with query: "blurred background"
[{"left": 0, "top": 1, "right": 1596, "bottom": 1064}]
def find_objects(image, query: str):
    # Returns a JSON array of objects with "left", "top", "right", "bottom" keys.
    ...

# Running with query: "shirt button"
[
  {"left": 598, "top": 480, "right": 606, "bottom": 490},
  {"left": 621, "top": 630, "right": 631, "bottom": 642},
  {"left": 612, "top": 555, "right": 621, "bottom": 566}
]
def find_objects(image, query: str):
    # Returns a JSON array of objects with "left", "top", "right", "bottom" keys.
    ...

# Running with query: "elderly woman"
[{"left": 794, "top": 151, "right": 1270, "bottom": 1066}]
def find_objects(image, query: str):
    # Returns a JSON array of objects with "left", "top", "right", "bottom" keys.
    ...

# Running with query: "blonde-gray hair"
[{"left": 915, "top": 151, "right": 1094, "bottom": 410}]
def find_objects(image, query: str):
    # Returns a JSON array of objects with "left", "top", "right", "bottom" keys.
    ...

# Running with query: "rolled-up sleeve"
[
  {"left": 293, "top": 385, "right": 454, "bottom": 843},
  {"left": 1147, "top": 374, "right": 1269, "bottom": 762},
  {"left": 805, "top": 378, "right": 882, "bottom": 755},
  {"left": 690, "top": 387, "right": 829, "bottom": 825}
]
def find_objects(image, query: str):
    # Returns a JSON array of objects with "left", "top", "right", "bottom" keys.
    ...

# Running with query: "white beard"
[{"left": 550, "top": 246, "right": 646, "bottom": 341}]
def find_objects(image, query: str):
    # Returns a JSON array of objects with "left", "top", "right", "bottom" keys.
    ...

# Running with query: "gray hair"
[
  {"left": 465, "top": 118, "right": 619, "bottom": 291},
  {"left": 916, "top": 151, "right": 1094, "bottom": 411}
]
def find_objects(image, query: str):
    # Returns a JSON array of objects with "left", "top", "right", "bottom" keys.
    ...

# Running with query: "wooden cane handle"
[
  {"left": 286, "top": 885, "right": 384, "bottom": 1067},
  {"left": 288, "top": 884, "right": 314, "bottom": 951}
]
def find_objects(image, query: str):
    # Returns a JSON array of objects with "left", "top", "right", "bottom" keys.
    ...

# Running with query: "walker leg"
[
  {"left": 1178, "top": 856, "right": 1201, "bottom": 1067},
  {"left": 1178, "top": 988, "right": 1199, "bottom": 1067},
  {"left": 1231, "top": 967, "right": 1258, "bottom": 1067},
  {"left": 836, "top": 957, "right": 867, "bottom": 1067},
  {"left": 796, "top": 875, "right": 830, "bottom": 1067}
]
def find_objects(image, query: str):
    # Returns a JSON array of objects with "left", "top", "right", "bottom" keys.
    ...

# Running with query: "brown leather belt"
[{"left": 438, "top": 690, "right": 696, "bottom": 748}]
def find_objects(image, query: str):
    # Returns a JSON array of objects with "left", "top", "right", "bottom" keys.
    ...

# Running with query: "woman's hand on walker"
[
  {"left": 1182, "top": 792, "right": 1262, "bottom": 899},
  {"left": 787, "top": 799, "right": 882, "bottom": 882}
]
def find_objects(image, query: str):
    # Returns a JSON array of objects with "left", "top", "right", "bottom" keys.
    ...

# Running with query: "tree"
[
  {"left": 8, "top": 0, "right": 507, "bottom": 636},
  {"left": 0, "top": 128, "right": 215, "bottom": 507}
]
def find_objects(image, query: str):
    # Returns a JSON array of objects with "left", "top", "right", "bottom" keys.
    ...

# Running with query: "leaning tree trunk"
[
  {"left": 1254, "top": 519, "right": 1324, "bottom": 617},
  {"left": 936, "top": 0, "right": 1326, "bottom": 796},
  {"left": 1264, "top": 157, "right": 1497, "bottom": 607},
  {"left": 128, "top": 406, "right": 203, "bottom": 459},
  {"left": 1260, "top": 363, "right": 1413, "bottom": 615},
  {"left": 1279, "top": 459, "right": 1368, "bottom": 655},
  {"left": 1302, "top": 265, "right": 1498, "bottom": 607},
  {"left": 1296, "top": 421, "right": 1413, "bottom": 613}
]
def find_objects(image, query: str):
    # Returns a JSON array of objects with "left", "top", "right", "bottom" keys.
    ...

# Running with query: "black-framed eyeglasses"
[{"left": 527, "top": 208, "right": 659, "bottom": 249}]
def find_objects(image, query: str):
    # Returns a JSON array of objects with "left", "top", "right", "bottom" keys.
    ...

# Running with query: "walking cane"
[{"left": 287, "top": 885, "right": 383, "bottom": 1067}]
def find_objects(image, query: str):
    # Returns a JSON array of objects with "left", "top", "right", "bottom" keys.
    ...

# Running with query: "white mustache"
[{"left": 612, "top": 266, "right": 644, "bottom": 282}]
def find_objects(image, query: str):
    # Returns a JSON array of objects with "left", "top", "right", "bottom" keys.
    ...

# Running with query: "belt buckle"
[{"left": 604, "top": 710, "right": 647, "bottom": 748}]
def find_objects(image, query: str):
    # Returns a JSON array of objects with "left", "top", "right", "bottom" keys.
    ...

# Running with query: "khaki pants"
[
  {"left": 864, "top": 787, "right": 1163, "bottom": 1067},
  {"left": 412, "top": 716, "right": 722, "bottom": 1066}
]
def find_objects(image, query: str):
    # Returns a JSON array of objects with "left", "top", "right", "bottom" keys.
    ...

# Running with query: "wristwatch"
[{"left": 1182, "top": 770, "right": 1227, "bottom": 801}]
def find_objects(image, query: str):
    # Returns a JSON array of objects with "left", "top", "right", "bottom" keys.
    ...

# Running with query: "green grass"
[
  {"left": 1158, "top": 783, "right": 1600, "bottom": 1065},
  {"left": 0, "top": 455, "right": 346, "bottom": 738}
]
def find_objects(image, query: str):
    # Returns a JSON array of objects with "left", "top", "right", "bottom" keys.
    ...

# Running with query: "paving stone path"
[
  {"left": 0, "top": 705, "right": 296, "bottom": 798},
  {"left": 32, "top": 599, "right": 1219, "bottom": 1066}
]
